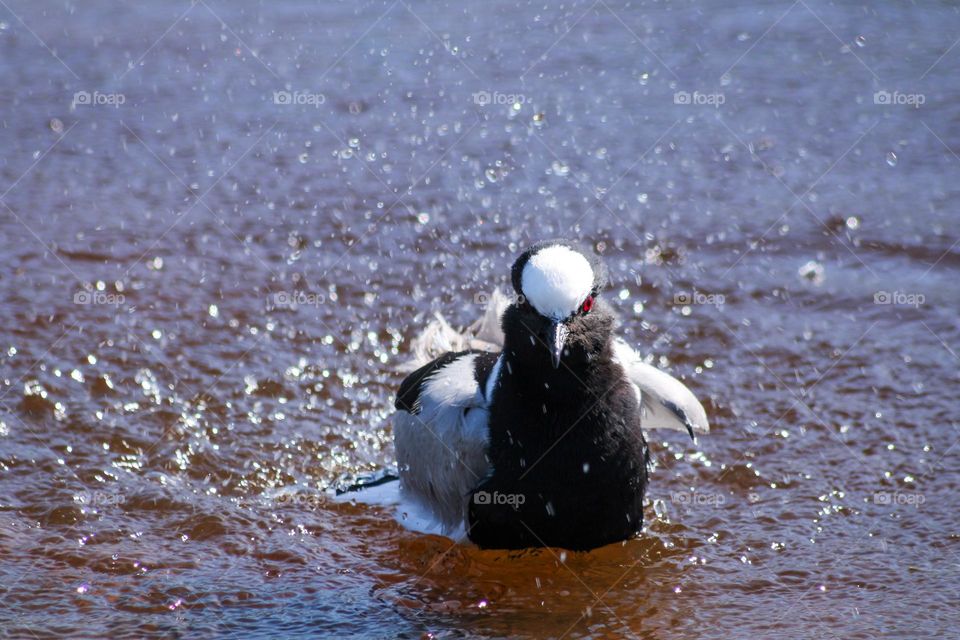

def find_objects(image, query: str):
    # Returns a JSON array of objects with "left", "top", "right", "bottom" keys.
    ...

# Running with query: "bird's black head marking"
[{"left": 504, "top": 240, "right": 613, "bottom": 370}]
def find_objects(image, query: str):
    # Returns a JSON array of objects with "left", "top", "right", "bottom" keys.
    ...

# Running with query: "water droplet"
[
  {"left": 550, "top": 160, "right": 569, "bottom": 177},
  {"left": 798, "top": 260, "right": 825, "bottom": 285},
  {"left": 595, "top": 240, "right": 607, "bottom": 254},
  {"left": 49, "top": 118, "right": 64, "bottom": 134},
  {"left": 297, "top": 153, "right": 309, "bottom": 164},
  {"left": 416, "top": 212, "right": 430, "bottom": 224},
  {"left": 636, "top": 193, "right": 648, "bottom": 204},
  {"left": 653, "top": 499, "right": 667, "bottom": 519},
  {"left": 855, "top": 35, "right": 866, "bottom": 48},
  {"left": 845, "top": 216, "right": 860, "bottom": 230},
  {"left": 886, "top": 151, "right": 898, "bottom": 167}
]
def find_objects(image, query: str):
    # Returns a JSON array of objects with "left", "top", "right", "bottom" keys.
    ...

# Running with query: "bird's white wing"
[
  {"left": 392, "top": 351, "right": 498, "bottom": 532},
  {"left": 611, "top": 338, "right": 709, "bottom": 438}
]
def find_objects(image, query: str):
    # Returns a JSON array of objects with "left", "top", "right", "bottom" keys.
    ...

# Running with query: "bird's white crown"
[{"left": 520, "top": 245, "right": 594, "bottom": 320}]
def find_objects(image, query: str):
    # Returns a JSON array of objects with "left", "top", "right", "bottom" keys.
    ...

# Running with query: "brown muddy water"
[{"left": 1, "top": 1, "right": 959, "bottom": 638}]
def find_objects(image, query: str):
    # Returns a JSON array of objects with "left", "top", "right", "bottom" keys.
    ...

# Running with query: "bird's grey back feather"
[{"left": 394, "top": 353, "right": 491, "bottom": 532}]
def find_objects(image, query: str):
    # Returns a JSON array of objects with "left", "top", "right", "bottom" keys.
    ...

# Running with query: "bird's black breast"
[
  {"left": 472, "top": 351, "right": 499, "bottom": 396},
  {"left": 467, "top": 356, "right": 649, "bottom": 551}
]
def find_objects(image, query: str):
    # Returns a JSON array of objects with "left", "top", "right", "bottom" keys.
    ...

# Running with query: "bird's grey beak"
[{"left": 548, "top": 321, "right": 569, "bottom": 369}]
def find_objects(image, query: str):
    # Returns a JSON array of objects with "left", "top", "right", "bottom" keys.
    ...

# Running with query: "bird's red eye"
[{"left": 581, "top": 296, "right": 594, "bottom": 314}]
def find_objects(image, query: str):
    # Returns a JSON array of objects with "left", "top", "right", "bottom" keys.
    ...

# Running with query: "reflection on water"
[{"left": 1, "top": 1, "right": 959, "bottom": 638}]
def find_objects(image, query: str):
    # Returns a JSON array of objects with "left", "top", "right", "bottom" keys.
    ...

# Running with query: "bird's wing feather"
[
  {"left": 399, "top": 291, "right": 508, "bottom": 371},
  {"left": 393, "top": 350, "right": 498, "bottom": 532},
  {"left": 611, "top": 338, "right": 709, "bottom": 439}
]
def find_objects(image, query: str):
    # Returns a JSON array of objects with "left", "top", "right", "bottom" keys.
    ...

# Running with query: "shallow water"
[{"left": 1, "top": 1, "right": 959, "bottom": 638}]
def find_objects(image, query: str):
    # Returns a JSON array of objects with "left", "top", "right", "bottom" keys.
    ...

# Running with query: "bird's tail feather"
[
  {"left": 467, "top": 289, "right": 509, "bottom": 347},
  {"left": 400, "top": 290, "right": 507, "bottom": 371}
]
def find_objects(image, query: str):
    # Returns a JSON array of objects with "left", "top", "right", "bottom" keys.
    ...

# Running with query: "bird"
[{"left": 350, "top": 240, "right": 709, "bottom": 551}]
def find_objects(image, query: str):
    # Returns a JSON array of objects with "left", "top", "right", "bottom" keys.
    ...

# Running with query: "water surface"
[{"left": 1, "top": 1, "right": 959, "bottom": 638}]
